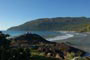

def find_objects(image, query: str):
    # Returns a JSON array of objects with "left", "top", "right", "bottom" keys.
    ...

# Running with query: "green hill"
[{"left": 8, "top": 17, "right": 90, "bottom": 32}]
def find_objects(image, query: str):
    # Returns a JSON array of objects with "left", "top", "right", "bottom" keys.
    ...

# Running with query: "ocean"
[{"left": 2, "top": 31, "right": 74, "bottom": 41}]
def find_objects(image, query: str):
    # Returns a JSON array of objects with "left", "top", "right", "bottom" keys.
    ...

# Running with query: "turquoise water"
[
  {"left": 2, "top": 31, "right": 76, "bottom": 41},
  {"left": 2, "top": 31, "right": 64, "bottom": 38}
]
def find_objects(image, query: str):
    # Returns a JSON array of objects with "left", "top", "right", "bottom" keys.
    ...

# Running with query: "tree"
[
  {"left": 0, "top": 31, "right": 10, "bottom": 48},
  {"left": 0, "top": 31, "right": 10, "bottom": 60}
]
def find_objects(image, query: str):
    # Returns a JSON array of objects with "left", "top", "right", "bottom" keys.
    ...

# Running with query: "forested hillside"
[{"left": 8, "top": 17, "right": 90, "bottom": 32}]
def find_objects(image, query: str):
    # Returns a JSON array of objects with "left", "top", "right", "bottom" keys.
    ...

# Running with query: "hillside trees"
[{"left": 0, "top": 31, "right": 31, "bottom": 60}]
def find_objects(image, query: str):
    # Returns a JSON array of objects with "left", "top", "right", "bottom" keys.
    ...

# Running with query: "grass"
[
  {"left": 31, "top": 55, "right": 59, "bottom": 60},
  {"left": 30, "top": 48, "right": 59, "bottom": 60}
]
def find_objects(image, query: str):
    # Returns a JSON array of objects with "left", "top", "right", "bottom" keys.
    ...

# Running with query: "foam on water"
[{"left": 47, "top": 34, "right": 74, "bottom": 41}]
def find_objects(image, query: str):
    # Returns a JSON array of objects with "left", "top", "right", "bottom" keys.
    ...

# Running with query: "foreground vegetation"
[
  {"left": 31, "top": 49, "right": 90, "bottom": 60},
  {"left": 0, "top": 31, "right": 90, "bottom": 60}
]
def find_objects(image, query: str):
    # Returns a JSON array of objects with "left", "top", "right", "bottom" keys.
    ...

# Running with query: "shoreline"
[
  {"left": 47, "top": 31, "right": 87, "bottom": 41},
  {"left": 53, "top": 32, "right": 90, "bottom": 53},
  {"left": 47, "top": 34, "right": 74, "bottom": 41}
]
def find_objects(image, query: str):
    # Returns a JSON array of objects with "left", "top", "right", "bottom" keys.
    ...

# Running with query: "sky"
[{"left": 0, "top": 0, "right": 90, "bottom": 30}]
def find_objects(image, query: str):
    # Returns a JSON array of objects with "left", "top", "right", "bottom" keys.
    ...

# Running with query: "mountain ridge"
[{"left": 8, "top": 17, "right": 90, "bottom": 32}]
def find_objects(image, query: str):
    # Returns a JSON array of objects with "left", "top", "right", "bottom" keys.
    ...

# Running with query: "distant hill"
[
  {"left": 13, "top": 33, "right": 52, "bottom": 44},
  {"left": 8, "top": 17, "right": 90, "bottom": 32}
]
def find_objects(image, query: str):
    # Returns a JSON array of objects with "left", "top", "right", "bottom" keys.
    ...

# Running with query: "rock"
[
  {"left": 47, "top": 53, "right": 52, "bottom": 57},
  {"left": 55, "top": 53, "right": 63, "bottom": 60},
  {"left": 10, "top": 33, "right": 51, "bottom": 47}
]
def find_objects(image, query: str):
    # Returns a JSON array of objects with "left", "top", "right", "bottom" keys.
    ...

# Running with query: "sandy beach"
[{"left": 53, "top": 32, "right": 90, "bottom": 53}]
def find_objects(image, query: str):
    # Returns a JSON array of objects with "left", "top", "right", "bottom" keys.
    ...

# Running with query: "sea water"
[{"left": 2, "top": 31, "right": 74, "bottom": 41}]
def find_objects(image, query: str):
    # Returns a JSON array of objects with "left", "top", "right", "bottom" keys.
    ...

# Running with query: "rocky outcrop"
[
  {"left": 37, "top": 43, "right": 86, "bottom": 59},
  {"left": 10, "top": 33, "right": 54, "bottom": 47},
  {"left": 18, "top": 33, "right": 50, "bottom": 43}
]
